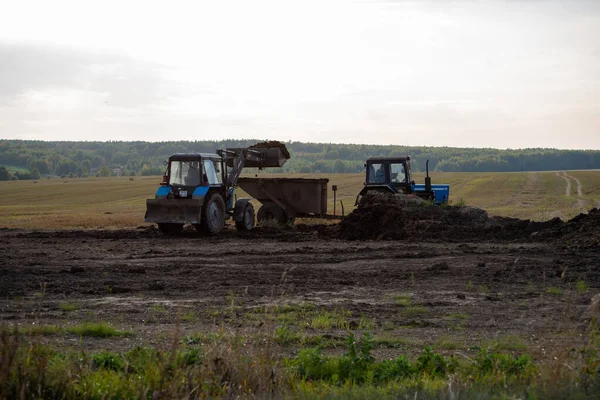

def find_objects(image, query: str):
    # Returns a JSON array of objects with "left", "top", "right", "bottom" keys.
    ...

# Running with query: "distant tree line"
[{"left": 1, "top": 139, "right": 599, "bottom": 180}]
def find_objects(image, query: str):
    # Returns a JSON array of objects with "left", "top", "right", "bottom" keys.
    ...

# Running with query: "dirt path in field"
[
  {"left": 557, "top": 171, "right": 572, "bottom": 197},
  {"left": 564, "top": 172, "right": 583, "bottom": 197},
  {"left": 0, "top": 228, "right": 598, "bottom": 359},
  {"left": 557, "top": 171, "right": 586, "bottom": 209}
]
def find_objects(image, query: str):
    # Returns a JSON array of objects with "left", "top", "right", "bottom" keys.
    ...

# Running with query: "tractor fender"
[
  {"left": 192, "top": 186, "right": 210, "bottom": 200},
  {"left": 155, "top": 185, "right": 172, "bottom": 199},
  {"left": 233, "top": 198, "right": 253, "bottom": 222}
]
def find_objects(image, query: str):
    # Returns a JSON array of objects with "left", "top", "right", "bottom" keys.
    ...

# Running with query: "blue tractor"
[
  {"left": 144, "top": 146, "right": 288, "bottom": 234},
  {"left": 356, "top": 156, "right": 449, "bottom": 205}
]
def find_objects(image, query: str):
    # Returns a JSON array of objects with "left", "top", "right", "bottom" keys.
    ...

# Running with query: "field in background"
[{"left": 1, "top": 171, "right": 599, "bottom": 229}]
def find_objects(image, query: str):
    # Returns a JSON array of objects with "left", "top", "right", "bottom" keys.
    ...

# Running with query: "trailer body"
[{"left": 236, "top": 177, "right": 331, "bottom": 223}]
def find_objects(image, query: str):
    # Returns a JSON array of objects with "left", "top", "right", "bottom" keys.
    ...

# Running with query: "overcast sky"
[{"left": 0, "top": 0, "right": 598, "bottom": 149}]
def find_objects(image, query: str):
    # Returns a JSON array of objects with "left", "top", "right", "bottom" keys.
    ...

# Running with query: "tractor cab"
[
  {"left": 365, "top": 157, "right": 412, "bottom": 188},
  {"left": 357, "top": 156, "right": 450, "bottom": 205},
  {"left": 161, "top": 153, "right": 225, "bottom": 199},
  {"left": 359, "top": 156, "right": 413, "bottom": 198}
]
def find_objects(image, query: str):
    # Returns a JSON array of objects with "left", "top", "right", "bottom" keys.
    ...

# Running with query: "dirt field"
[{"left": 1, "top": 221, "right": 598, "bottom": 361}]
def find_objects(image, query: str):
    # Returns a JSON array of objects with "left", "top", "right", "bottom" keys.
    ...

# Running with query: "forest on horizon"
[{"left": 1, "top": 139, "right": 599, "bottom": 180}]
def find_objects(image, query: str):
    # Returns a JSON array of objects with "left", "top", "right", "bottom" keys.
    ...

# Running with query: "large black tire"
[
  {"left": 257, "top": 203, "right": 286, "bottom": 225},
  {"left": 235, "top": 202, "right": 255, "bottom": 232},
  {"left": 158, "top": 223, "right": 183, "bottom": 235},
  {"left": 200, "top": 193, "right": 226, "bottom": 235}
]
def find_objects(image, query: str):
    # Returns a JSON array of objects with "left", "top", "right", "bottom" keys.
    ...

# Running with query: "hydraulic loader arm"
[
  {"left": 218, "top": 145, "right": 289, "bottom": 188},
  {"left": 227, "top": 149, "right": 248, "bottom": 187},
  {"left": 219, "top": 148, "right": 262, "bottom": 188}
]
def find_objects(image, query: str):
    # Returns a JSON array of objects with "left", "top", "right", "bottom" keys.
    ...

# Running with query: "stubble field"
[{"left": 1, "top": 170, "right": 599, "bottom": 229}]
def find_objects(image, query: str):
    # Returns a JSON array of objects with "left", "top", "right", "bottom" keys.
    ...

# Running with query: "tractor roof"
[
  {"left": 366, "top": 156, "right": 411, "bottom": 163},
  {"left": 168, "top": 153, "right": 222, "bottom": 161}
]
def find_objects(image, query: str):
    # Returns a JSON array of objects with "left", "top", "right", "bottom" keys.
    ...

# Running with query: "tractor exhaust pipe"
[{"left": 425, "top": 159, "right": 431, "bottom": 192}]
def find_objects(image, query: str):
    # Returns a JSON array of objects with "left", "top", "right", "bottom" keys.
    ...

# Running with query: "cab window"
[
  {"left": 203, "top": 160, "right": 222, "bottom": 185},
  {"left": 169, "top": 161, "right": 201, "bottom": 186},
  {"left": 390, "top": 163, "right": 406, "bottom": 183},
  {"left": 368, "top": 163, "right": 385, "bottom": 183}
]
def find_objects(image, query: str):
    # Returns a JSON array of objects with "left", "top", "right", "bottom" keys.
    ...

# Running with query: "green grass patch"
[
  {"left": 275, "top": 325, "right": 302, "bottom": 345},
  {"left": 443, "top": 313, "right": 468, "bottom": 330},
  {"left": 446, "top": 313, "right": 468, "bottom": 320},
  {"left": 436, "top": 335, "right": 464, "bottom": 350},
  {"left": 301, "top": 335, "right": 346, "bottom": 348},
  {"left": 309, "top": 309, "right": 352, "bottom": 330},
  {"left": 181, "top": 310, "right": 198, "bottom": 323},
  {"left": 400, "top": 306, "right": 428, "bottom": 317},
  {"left": 13, "top": 322, "right": 132, "bottom": 337},
  {"left": 546, "top": 286, "right": 562, "bottom": 296},
  {"left": 273, "top": 303, "right": 317, "bottom": 325},
  {"left": 67, "top": 322, "right": 133, "bottom": 337},
  {"left": 19, "top": 324, "right": 62, "bottom": 335},
  {"left": 395, "top": 295, "right": 412, "bottom": 307},
  {"left": 358, "top": 316, "right": 376, "bottom": 330},
  {"left": 576, "top": 280, "right": 589, "bottom": 294},
  {"left": 290, "top": 334, "right": 537, "bottom": 389},
  {"left": 381, "top": 321, "right": 395, "bottom": 331},
  {"left": 452, "top": 198, "right": 468, "bottom": 207},
  {"left": 484, "top": 334, "right": 529, "bottom": 352},
  {"left": 59, "top": 302, "right": 78, "bottom": 311},
  {"left": 1, "top": 326, "right": 600, "bottom": 399},
  {"left": 478, "top": 285, "right": 491, "bottom": 294}
]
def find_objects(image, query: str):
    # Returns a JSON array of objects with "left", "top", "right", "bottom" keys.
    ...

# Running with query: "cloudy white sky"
[{"left": 0, "top": 0, "right": 598, "bottom": 149}]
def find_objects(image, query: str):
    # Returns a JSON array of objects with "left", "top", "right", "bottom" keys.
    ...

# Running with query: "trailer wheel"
[
  {"left": 200, "top": 193, "right": 226, "bottom": 235},
  {"left": 257, "top": 203, "right": 286, "bottom": 225},
  {"left": 235, "top": 202, "right": 255, "bottom": 232},
  {"left": 158, "top": 223, "right": 183, "bottom": 234}
]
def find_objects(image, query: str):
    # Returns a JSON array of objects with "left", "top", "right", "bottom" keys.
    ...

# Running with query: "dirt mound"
[
  {"left": 338, "top": 192, "right": 495, "bottom": 241},
  {"left": 250, "top": 141, "right": 291, "bottom": 159},
  {"left": 337, "top": 192, "right": 596, "bottom": 246},
  {"left": 555, "top": 208, "right": 600, "bottom": 249}
]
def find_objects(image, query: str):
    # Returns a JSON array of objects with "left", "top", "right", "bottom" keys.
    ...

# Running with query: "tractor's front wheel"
[
  {"left": 235, "top": 202, "right": 255, "bottom": 232},
  {"left": 200, "top": 193, "right": 226, "bottom": 235}
]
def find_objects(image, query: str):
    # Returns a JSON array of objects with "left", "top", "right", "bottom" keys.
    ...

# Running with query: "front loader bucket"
[
  {"left": 225, "top": 146, "right": 289, "bottom": 168},
  {"left": 144, "top": 199, "right": 203, "bottom": 224}
]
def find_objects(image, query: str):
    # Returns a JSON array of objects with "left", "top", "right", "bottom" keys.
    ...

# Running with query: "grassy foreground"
[
  {"left": 2, "top": 319, "right": 600, "bottom": 399},
  {"left": 0, "top": 170, "right": 599, "bottom": 229}
]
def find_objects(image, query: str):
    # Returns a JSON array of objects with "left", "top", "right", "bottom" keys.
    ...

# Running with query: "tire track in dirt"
[
  {"left": 564, "top": 172, "right": 583, "bottom": 197},
  {"left": 556, "top": 171, "right": 571, "bottom": 197},
  {"left": 557, "top": 171, "right": 586, "bottom": 210},
  {"left": 564, "top": 172, "right": 586, "bottom": 209}
]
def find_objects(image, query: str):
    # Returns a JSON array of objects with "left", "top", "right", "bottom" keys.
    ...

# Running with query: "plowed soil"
[{"left": 1, "top": 216, "right": 598, "bottom": 358}]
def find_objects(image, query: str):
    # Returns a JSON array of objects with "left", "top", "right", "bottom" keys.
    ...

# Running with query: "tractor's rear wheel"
[
  {"left": 257, "top": 203, "right": 286, "bottom": 226},
  {"left": 200, "top": 193, "right": 226, "bottom": 235},
  {"left": 235, "top": 202, "right": 255, "bottom": 232},
  {"left": 158, "top": 223, "right": 183, "bottom": 234}
]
